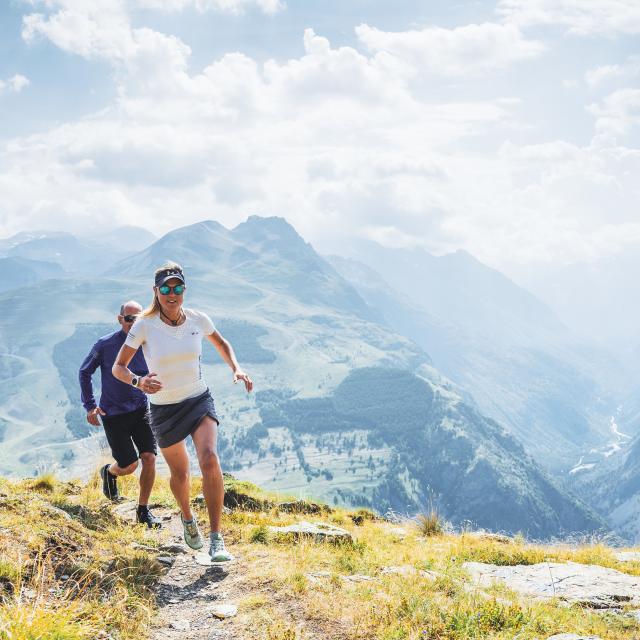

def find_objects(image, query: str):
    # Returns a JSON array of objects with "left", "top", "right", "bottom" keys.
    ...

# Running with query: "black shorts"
[{"left": 101, "top": 407, "right": 157, "bottom": 468}]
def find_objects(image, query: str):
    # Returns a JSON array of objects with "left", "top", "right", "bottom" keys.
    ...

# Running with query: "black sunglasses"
[{"left": 122, "top": 314, "right": 137, "bottom": 323}]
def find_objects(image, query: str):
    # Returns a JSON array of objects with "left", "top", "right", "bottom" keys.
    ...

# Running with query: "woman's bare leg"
[
  {"left": 160, "top": 440, "right": 193, "bottom": 521},
  {"left": 191, "top": 417, "right": 223, "bottom": 532}
]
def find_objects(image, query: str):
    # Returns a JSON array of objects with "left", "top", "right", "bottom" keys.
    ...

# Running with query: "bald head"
[
  {"left": 118, "top": 300, "right": 143, "bottom": 334},
  {"left": 120, "top": 300, "right": 143, "bottom": 316}
]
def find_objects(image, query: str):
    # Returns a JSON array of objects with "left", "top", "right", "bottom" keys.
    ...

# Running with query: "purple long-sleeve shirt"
[{"left": 79, "top": 329, "right": 148, "bottom": 417}]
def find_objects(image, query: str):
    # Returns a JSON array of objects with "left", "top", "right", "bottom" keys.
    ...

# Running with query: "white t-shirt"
[{"left": 125, "top": 308, "right": 216, "bottom": 405}]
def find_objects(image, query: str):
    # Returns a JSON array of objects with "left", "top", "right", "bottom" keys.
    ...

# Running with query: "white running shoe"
[
  {"left": 209, "top": 532, "right": 234, "bottom": 562},
  {"left": 181, "top": 513, "right": 204, "bottom": 550}
]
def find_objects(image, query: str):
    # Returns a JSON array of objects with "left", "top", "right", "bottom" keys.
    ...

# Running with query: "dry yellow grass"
[{"left": 1, "top": 472, "right": 639, "bottom": 639}]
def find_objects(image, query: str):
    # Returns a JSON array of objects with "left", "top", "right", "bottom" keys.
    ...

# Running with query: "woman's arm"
[
  {"left": 112, "top": 344, "right": 163, "bottom": 394},
  {"left": 206, "top": 332, "right": 253, "bottom": 392}
]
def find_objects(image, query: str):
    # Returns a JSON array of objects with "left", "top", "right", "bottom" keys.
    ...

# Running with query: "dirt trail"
[{"left": 114, "top": 502, "right": 250, "bottom": 640}]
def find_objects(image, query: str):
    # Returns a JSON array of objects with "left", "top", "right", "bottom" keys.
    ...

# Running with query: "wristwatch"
[{"left": 131, "top": 376, "right": 140, "bottom": 388}]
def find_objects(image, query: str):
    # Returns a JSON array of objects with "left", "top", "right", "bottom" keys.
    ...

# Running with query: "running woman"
[
  {"left": 112, "top": 263, "right": 253, "bottom": 562},
  {"left": 79, "top": 300, "right": 162, "bottom": 528}
]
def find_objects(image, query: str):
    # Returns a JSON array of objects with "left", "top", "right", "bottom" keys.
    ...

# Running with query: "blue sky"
[{"left": 1, "top": 0, "right": 639, "bottom": 275}]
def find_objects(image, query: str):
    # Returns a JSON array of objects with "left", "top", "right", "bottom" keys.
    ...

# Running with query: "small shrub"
[
  {"left": 266, "top": 621, "right": 301, "bottom": 640},
  {"left": 415, "top": 510, "right": 443, "bottom": 537},
  {"left": 0, "top": 557, "right": 22, "bottom": 596},
  {"left": 350, "top": 508, "right": 377, "bottom": 526},
  {"left": 249, "top": 525, "right": 270, "bottom": 544},
  {"left": 289, "top": 572, "right": 308, "bottom": 594},
  {"left": 30, "top": 473, "right": 56, "bottom": 493},
  {"left": 240, "top": 593, "right": 268, "bottom": 610}
]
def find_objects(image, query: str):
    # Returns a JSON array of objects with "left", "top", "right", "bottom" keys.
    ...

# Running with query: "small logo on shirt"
[{"left": 191, "top": 331, "right": 199, "bottom": 335}]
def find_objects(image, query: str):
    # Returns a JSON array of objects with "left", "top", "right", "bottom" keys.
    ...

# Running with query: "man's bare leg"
[
  {"left": 107, "top": 460, "right": 138, "bottom": 476},
  {"left": 138, "top": 452, "right": 156, "bottom": 506}
]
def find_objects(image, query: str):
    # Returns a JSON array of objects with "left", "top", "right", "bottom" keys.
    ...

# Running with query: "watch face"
[{"left": 132, "top": 376, "right": 139, "bottom": 387}]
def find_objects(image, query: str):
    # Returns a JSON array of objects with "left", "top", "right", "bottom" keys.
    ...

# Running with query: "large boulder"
[{"left": 464, "top": 561, "right": 640, "bottom": 609}]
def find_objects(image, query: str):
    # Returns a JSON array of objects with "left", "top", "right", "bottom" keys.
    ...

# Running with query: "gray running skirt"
[{"left": 148, "top": 389, "right": 219, "bottom": 449}]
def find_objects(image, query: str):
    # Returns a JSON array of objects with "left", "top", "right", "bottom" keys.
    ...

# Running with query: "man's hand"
[
  {"left": 233, "top": 370, "right": 253, "bottom": 393},
  {"left": 87, "top": 407, "right": 106, "bottom": 426},
  {"left": 140, "top": 372, "right": 163, "bottom": 394}
]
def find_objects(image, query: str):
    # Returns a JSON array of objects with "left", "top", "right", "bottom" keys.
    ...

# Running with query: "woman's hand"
[
  {"left": 140, "top": 373, "right": 163, "bottom": 394},
  {"left": 233, "top": 370, "right": 253, "bottom": 393}
]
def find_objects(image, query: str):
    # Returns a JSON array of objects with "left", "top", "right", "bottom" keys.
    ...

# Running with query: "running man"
[{"left": 79, "top": 300, "right": 162, "bottom": 528}]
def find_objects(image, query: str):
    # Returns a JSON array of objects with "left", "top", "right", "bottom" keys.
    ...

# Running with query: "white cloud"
[
  {"left": 22, "top": 1, "right": 192, "bottom": 85},
  {"left": 5, "top": 4, "right": 640, "bottom": 273},
  {"left": 588, "top": 88, "right": 640, "bottom": 141},
  {"left": 585, "top": 65, "right": 624, "bottom": 88},
  {"left": 134, "top": 0, "right": 284, "bottom": 14},
  {"left": 0, "top": 74, "right": 30, "bottom": 94},
  {"left": 355, "top": 22, "right": 544, "bottom": 76},
  {"left": 584, "top": 58, "right": 640, "bottom": 89},
  {"left": 497, "top": 0, "right": 640, "bottom": 36},
  {"left": 22, "top": 1, "right": 134, "bottom": 61}
]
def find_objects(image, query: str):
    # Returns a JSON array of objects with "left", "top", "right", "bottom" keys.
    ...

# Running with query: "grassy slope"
[{"left": 1, "top": 474, "right": 640, "bottom": 639}]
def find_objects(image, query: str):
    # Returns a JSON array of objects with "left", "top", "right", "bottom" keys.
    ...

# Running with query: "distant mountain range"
[
  {"left": 0, "top": 226, "right": 157, "bottom": 278},
  {"left": 328, "top": 247, "right": 620, "bottom": 472},
  {"left": 0, "top": 217, "right": 623, "bottom": 539}
]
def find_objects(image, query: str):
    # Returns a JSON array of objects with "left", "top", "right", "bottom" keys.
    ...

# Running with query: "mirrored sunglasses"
[{"left": 158, "top": 284, "right": 185, "bottom": 295}]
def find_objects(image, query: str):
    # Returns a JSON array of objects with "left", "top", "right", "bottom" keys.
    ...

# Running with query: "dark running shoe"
[
  {"left": 136, "top": 505, "right": 162, "bottom": 529},
  {"left": 100, "top": 463, "right": 119, "bottom": 501}
]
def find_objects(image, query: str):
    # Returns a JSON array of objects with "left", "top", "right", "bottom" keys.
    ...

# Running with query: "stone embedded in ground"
[
  {"left": 112, "top": 501, "right": 137, "bottom": 521},
  {"left": 614, "top": 551, "right": 640, "bottom": 563},
  {"left": 156, "top": 556, "right": 174, "bottom": 566},
  {"left": 381, "top": 565, "right": 418, "bottom": 576},
  {"left": 131, "top": 543, "right": 157, "bottom": 552},
  {"left": 159, "top": 543, "right": 188, "bottom": 554},
  {"left": 44, "top": 505, "right": 73, "bottom": 521},
  {"left": 170, "top": 619, "right": 190, "bottom": 631},
  {"left": 380, "top": 565, "right": 438, "bottom": 580},
  {"left": 209, "top": 604, "right": 238, "bottom": 619},
  {"left": 464, "top": 561, "right": 640, "bottom": 609},
  {"left": 342, "top": 574, "right": 377, "bottom": 582},
  {"left": 268, "top": 521, "right": 353, "bottom": 543},
  {"left": 307, "top": 571, "right": 332, "bottom": 580}
]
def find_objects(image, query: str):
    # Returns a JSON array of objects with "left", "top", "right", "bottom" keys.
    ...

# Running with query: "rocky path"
[{"left": 115, "top": 502, "right": 249, "bottom": 640}]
